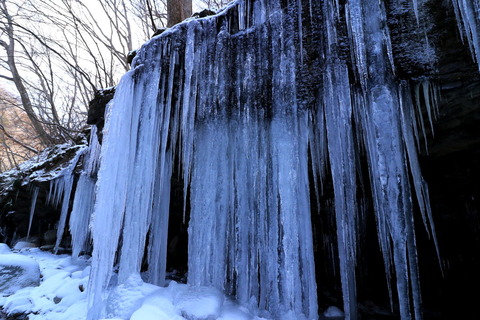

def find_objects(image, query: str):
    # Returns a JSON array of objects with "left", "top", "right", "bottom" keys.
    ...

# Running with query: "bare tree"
[
  {"left": 0, "top": 0, "right": 150, "bottom": 149},
  {"left": 0, "top": 88, "right": 42, "bottom": 171},
  {"left": 197, "top": 0, "right": 232, "bottom": 11},
  {"left": 130, "top": 0, "right": 168, "bottom": 35},
  {"left": 0, "top": 0, "right": 55, "bottom": 145},
  {"left": 0, "top": 0, "right": 174, "bottom": 168}
]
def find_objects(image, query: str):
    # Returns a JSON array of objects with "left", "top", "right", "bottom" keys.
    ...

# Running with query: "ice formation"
[
  {"left": 37, "top": 0, "right": 478, "bottom": 319},
  {"left": 452, "top": 0, "right": 480, "bottom": 70},
  {"left": 69, "top": 126, "right": 101, "bottom": 257},
  {"left": 26, "top": 187, "right": 39, "bottom": 240},
  {"left": 46, "top": 147, "right": 87, "bottom": 253}
]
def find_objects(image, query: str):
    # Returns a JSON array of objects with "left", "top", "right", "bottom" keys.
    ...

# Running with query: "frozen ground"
[{"left": 0, "top": 245, "right": 344, "bottom": 320}]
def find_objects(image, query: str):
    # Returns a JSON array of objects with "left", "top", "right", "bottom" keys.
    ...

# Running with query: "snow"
[
  {"left": 13, "top": 241, "right": 37, "bottom": 250},
  {"left": 323, "top": 306, "right": 345, "bottom": 318},
  {"left": 0, "top": 243, "right": 11, "bottom": 254},
  {"left": 0, "top": 253, "right": 40, "bottom": 294},
  {"left": 0, "top": 249, "right": 272, "bottom": 320},
  {"left": 0, "top": 250, "right": 88, "bottom": 319}
]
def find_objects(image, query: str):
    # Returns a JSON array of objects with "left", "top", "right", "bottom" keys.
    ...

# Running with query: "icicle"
[
  {"left": 69, "top": 126, "right": 101, "bottom": 257},
  {"left": 414, "top": 83, "right": 429, "bottom": 152},
  {"left": 347, "top": 0, "right": 429, "bottom": 318},
  {"left": 88, "top": 29, "right": 177, "bottom": 317},
  {"left": 146, "top": 150, "right": 172, "bottom": 286},
  {"left": 412, "top": 0, "right": 420, "bottom": 24},
  {"left": 345, "top": 0, "right": 368, "bottom": 89},
  {"left": 452, "top": 0, "right": 480, "bottom": 70},
  {"left": 53, "top": 148, "right": 86, "bottom": 253},
  {"left": 422, "top": 81, "right": 436, "bottom": 136},
  {"left": 26, "top": 187, "right": 39, "bottom": 240},
  {"left": 117, "top": 40, "right": 172, "bottom": 284},
  {"left": 69, "top": 174, "right": 95, "bottom": 257},
  {"left": 53, "top": 174, "right": 74, "bottom": 253},
  {"left": 180, "top": 20, "right": 199, "bottom": 222},
  {"left": 323, "top": 61, "right": 359, "bottom": 320},
  {"left": 399, "top": 82, "right": 442, "bottom": 271},
  {"left": 87, "top": 74, "right": 137, "bottom": 320}
]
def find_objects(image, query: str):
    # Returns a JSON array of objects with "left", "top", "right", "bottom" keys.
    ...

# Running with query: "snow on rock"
[
  {"left": 323, "top": 306, "right": 345, "bottom": 318},
  {"left": 130, "top": 294, "right": 183, "bottom": 320},
  {"left": 0, "top": 243, "right": 11, "bottom": 254},
  {"left": 0, "top": 249, "right": 280, "bottom": 320},
  {"left": 217, "top": 300, "right": 255, "bottom": 320},
  {"left": 1, "top": 250, "right": 89, "bottom": 320},
  {"left": 13, "top": 241, "right": 37, "bottom": 251},
  {"left": 173, "top": 284, "right": 224, "bottom": 319},
  {"left": 0, "top": 143, "right": 86, "bottom": 196},
  {"left": 0, "top": 253, "right": 40, "bottom": 294},
  {"left": 105, "top": 273, "right": 159, "bottom": 319}
]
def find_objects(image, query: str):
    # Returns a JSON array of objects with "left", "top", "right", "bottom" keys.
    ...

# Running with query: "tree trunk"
[
  {"left": 167, "top": 0, "right": 192, "bottom": 27},
  {"left": 0, "top": 0, "right": 53, "bottom": 145}
]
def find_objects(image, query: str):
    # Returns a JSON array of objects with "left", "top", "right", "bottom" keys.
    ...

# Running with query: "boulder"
[
  {"left": 12, "top": 241, "right": 36, "bottom": 251},
  {"left": 0, "top": 254, "right": 40, "bottom": 294}
]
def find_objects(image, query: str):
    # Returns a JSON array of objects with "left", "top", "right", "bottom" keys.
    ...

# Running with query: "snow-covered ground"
[{"left": 0, "top": 245, "right": 344, "bottom": 320}]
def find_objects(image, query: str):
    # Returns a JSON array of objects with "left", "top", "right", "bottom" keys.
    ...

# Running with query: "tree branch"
[
  {"left": 0, "top": 74, "right": 13, "bottom": 81},
  {"left": 0, "top": 123, "right": 39, "bottom": 153}
]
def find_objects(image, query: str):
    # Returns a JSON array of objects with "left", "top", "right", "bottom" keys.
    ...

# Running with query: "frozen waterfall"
[{"left": 78, "top": 0, "right": 468, "bottom": 319}]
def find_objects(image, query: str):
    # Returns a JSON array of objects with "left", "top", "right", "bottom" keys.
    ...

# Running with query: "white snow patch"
[
  {"left": 173, "top": 284, "right": 224, "bottom": 319},
  {"left": 1, "top": 250, "right": 89, "bottom": 320},
  {"left": 0, "top": 243, "right": 11, "bottom": 254},
  {"left": 105, "top": 273, "right": 159, "bottom": 319},
  {"left": 0, "top": 249, "right": 291, "bottom": 320},
  {"left": 0, "top": 253, "right": 40, "bottom": 294},
  {"left": 323, "top": 306, "right": 345, "bottom": 318},
  {"left": 13, "top": 241, "right": 37, "bottom": 251}
]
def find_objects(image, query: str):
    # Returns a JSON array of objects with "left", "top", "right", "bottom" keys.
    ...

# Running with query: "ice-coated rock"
[
  {"left": 0, "top": 253, "right": 40, "bottom": 294},
  {"left": 0, "top": 243, "right": 11, "bottom": 254}
]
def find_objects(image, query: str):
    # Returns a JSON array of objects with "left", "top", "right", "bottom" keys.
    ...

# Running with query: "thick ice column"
[
  {"left": 344, "top": 0, "right": 433, "bottom": 319},
  {"left": 69, "top": 174, "right": 95, "bottom": 257},
  {"left": 146, "top": 149, "right": 172, "bottom": 286},
  {"left": 358, "top": 83, "right": 422, "bottom": 320},
  {"left": 87, "top": 31, "right": 180, "bottom": 318},
  {"left": 188, "top": 113, "right": 317, "bottom": 319},
  {"left": 69, "top": 126, "right": 101, "bottom": 257},
  {"left": 87, "top": 71, "right": 137, "bottom": 320},
  {"left": 324, "top": 62, "right": 359, "bottom": 320},
  {"left": 269, "top": 114, "right": 317, "bottom": 319},
  {"left": 188, "top": 118, "right": 231, "bottom": 289},
  {"left": 319, "top": 1, "right": 361, "bottom": 318},
  {"left": 117, "top": 62, "right": 164, "bottom": 284}
]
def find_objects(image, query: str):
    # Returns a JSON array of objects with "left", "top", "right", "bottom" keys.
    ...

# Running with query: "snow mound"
[
  {"left": 130, "top": 293, "right": 183, "bottom": 320},
  {"left": 0, "top": 253, "right": 40, "bottom": 294},
  {"left": 1, "top": 251, "right": 89, "bottom": 320},
  {"left": 105, "top": 273, "right": 159, "bottom": 319},
  {"left": 13, "top": 241, "right": 37, "bottom": 251},
  {"left": 0, "top": 243, "right": 11, "bottom": 254},
  {"left": 173, "top": 284, "right": 224, "bottom": 319},
  {"left": 323, "top": 306, "right": 345, "bottom": 318}
]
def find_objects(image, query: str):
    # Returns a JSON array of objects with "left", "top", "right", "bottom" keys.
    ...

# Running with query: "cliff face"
[{"left": 1, "top": 0, "right": 479, "bottom": 319}]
